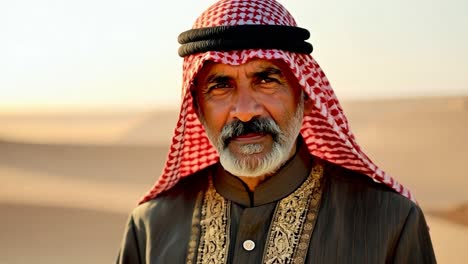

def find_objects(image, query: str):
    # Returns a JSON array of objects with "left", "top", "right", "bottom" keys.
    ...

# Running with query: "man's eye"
[
  {"left": 258, "top": 77, "right": 280, "bottom": 86},
  {"left": 260, "top": 78, "right": 275, "bottom": 84},
  {"left": 208, "top": 83, "right": 230, "bottom": 90},
  {"left": 205, "top": 83, "right": 232, "bottom": 95}
]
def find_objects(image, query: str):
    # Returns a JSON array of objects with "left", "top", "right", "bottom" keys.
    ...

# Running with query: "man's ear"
[{"left": 303, "top": 93, "right": 314, "bottom": 115}]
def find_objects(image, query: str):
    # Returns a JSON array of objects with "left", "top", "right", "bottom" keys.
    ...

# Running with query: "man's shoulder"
[
  {"left": 130, "top": 165, "right": 213, "bottom": 223},
  {"left": 319, "top": 161, "right": 427, "bottom": 238},
  {"left": 324, "top": 161, "right": 416, "bottom": 211},
  {"left": 312, "top": 162, "right": 435, "bottom": 262}
]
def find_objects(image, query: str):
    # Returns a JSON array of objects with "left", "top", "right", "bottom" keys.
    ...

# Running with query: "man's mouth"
[{"left": 232, "top": 132, "right": 267, "bottom": 141}]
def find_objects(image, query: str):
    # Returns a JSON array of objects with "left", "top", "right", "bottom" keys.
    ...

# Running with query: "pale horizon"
[{"left": 1, "top": 0, "right": 467, "bottom": 111}]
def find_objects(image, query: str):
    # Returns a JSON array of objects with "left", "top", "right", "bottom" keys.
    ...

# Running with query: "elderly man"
[{"left": 117, "top": 0, "right": 436, "bottom": 263}]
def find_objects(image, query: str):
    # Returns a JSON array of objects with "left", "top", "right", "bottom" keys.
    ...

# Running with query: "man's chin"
[
  {"left": 225, "top": 149, "right": 265, "bottom": 164},
  {"left": 221, "top": 157, "right": 271, "bottom": 178},
  {"left": 219, "top": 147, "right": 284, "bottom": 177}
]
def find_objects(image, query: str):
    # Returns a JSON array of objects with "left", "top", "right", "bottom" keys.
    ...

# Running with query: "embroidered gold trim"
[
  {"left": 186, "top": 163, "right": 325, "bottom": 264},
  {"left": 186, "top": 190, "right": 204, "bottom": 264},
  {"left": 263, "top": 163, "right": 324, "bottom": 264},
  {"left": 196, "top": 177, "right": 230, "bottom": 264}
]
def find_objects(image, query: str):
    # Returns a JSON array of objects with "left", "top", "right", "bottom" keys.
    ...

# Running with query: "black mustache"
[{"left": 221, "top": 117, "right": 280, "bottom": 146}]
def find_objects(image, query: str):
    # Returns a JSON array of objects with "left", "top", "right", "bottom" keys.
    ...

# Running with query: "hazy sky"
[{"left": 1, "top": 0, "right": 467, "bottom": 111}]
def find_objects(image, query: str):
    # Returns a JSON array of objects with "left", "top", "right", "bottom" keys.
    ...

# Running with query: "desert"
[{"left": 1, "top": 96, "right": 467, "bottom": 263}]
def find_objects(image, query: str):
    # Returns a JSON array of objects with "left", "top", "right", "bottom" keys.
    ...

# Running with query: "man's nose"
[{"left": 230, "top": 88, "right": 262, "bottom": 122}]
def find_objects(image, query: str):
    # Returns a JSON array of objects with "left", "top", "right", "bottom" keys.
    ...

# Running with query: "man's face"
[{"left": 194, "top": 59, "right": 305, "bottom": 177}]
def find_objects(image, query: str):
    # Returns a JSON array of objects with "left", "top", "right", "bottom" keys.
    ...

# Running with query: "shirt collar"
[{"left": 213, "top": 139, "right": 312, "bottom": 207}]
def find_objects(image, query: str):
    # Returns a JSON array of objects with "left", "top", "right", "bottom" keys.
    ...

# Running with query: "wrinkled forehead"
[
  {"left": 189, "top": 58, "right": 304, "bottom": 106},
  {"left": 192, "top": 58, "right": 299, "bottom": 88}
]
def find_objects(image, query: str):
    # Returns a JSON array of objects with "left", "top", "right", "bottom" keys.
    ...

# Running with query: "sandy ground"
[
  {"left": 1, "top": 96, "right": 467, "bottom": 263},
  {"left": 0, "top": 203, "right": 127, "bottom": 264}
]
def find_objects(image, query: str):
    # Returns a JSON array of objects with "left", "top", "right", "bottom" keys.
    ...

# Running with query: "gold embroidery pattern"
[
  {"left": 186, "top": 163, "right": 325, "bottom": 264},
  {"left": 186, "top": 190, "right": 204, "bottom": 264},
  {"left": 291, "top": 164, "right": 324, "bottom": 264},
  {"left": 196, "top": 177, "right": 230, "bottom": 264},
  {"left": 263, "top": 163, "right": 324, "bottom": 264}
]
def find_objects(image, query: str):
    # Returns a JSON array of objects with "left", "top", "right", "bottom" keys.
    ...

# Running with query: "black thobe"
[{"left": 116, "top": 144, "right": 436, "bottom": 263}]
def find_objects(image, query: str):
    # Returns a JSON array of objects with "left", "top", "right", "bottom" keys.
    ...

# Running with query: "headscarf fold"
[{"left": 139, "top": 0, "right": 414, "bottom": 204}]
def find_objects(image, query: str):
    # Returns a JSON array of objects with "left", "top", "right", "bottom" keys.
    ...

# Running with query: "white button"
[{"left": 243, "top": 240, "right": 255, "bottom": 251}]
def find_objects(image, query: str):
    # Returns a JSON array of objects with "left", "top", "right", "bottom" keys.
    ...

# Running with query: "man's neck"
[{"left": 238, "top": 175, "right": 269, "bottom": 192}]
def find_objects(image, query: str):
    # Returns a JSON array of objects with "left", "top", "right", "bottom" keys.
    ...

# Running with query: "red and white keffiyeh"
[{"left": 139, "top": 0, "right": 414, "bottom": 204}]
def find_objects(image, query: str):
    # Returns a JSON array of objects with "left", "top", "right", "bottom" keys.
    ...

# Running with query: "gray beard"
[{"left": 200, "top": 98, "right": 304, "bottom": 178}]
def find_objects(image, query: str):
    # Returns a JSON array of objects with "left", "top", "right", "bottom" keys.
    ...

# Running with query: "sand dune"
[
  {"left": 0, "top": 141, "right": 170, "bottom": 213},
  {"left": 1, "top": 96, "right": 467, "bottom": 263},
  {"left": 0, "top": 110, "right": 178, "bottom": 145},
  {"left": 425, "top": 216, "right": 468, "bottom": 264},
  {"left": 0, "top": 203, "right": 127, "bottom": 264},
  {"left": 342, "top": 97, "right": 468, "bottom": 208},
  {"left": 429, "top": 203, "right": 468, "bottom": 227},
  {"left": 0, "top": 140, "right": 167, "bottom": 187}
]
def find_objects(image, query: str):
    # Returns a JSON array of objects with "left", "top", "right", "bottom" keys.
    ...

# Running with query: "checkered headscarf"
[{"left": 139, "top": 0, "right": 414, "bottom": 204}]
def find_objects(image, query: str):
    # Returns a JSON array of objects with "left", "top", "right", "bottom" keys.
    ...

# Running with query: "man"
[{"left": 117, "top": 0, "right": 436, "bottom": 263}]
